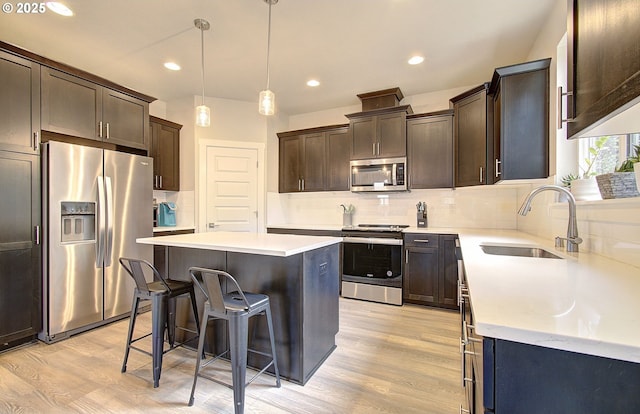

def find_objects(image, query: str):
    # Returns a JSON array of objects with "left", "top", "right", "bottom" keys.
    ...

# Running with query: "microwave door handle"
[{"left": 392, "top": 163, "right": 397, "bottom": 185}]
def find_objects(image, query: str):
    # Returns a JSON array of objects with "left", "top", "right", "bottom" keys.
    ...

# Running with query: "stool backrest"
[
  {"left": 119, "top": 257, "right": 168, "bottom": 293},
  {"left": 189, "top": 267, "right": 250, "bottom": 313}
]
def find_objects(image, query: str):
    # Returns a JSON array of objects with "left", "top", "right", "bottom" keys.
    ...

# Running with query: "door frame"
[{"left": 197, "top": 139, "right": 266, "bottom": 233}]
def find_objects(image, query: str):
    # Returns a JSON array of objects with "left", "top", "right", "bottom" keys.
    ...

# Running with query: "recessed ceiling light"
[
  {"left": 307, "top": 79, "right": 320, "bottom": 87},
  {"left": 408, "top": 56, "right": 424, "bottom": 65},
  {"left": 164, "top": 62, "right": 181, "bottom": 71},
  {"left": 46, "top": 2, "right": 73, "bottom": 16}
]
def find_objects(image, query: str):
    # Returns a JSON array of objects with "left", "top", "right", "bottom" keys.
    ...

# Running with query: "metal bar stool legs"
[
  {"left": 151, "top": 293, "right": 168, "bottom": 387},
  {"left": 189, "top": 307, "right": 212, "bottom": 406},
  {"left": 119, "top": 257, "right": 201, "bottom": 388},
  {"left": 229, "top": 313, "right": 249, "bottom": 413},
  {"left": 187, "top": 267, "right": 281, "bottom": 414}
]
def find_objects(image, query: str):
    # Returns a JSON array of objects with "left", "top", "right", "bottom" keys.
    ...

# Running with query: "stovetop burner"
[{"left": 342, "top": 224, "right": 409, "bottom": 232}]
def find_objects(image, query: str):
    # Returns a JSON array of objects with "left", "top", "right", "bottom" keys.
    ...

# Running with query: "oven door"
[{"left": 342, "top": 237, "right": 402, "bottom": 288}]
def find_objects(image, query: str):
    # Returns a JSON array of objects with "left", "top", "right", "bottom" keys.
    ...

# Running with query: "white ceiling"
[{"left": 0, "top": 0, "right": 559, "bottom": 115}]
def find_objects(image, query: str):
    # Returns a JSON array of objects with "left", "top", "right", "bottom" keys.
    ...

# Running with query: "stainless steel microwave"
[{"left": 350, "top": 157, "right": 407, "bottom": 192}]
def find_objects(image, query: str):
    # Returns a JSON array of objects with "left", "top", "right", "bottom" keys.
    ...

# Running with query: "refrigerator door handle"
[
  {"left": 104, "top": 176, "right": 114, "bottom": 267},
  {"left": 97, "top": 176, "right": 106, "bottom": 268}
]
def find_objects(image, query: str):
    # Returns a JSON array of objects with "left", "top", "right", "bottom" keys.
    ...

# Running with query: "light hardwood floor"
[{"left": 0, "top": 298, "right": 462, "bottom": 413}]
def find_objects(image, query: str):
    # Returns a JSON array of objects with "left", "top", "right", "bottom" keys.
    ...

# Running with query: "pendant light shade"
[
  {"left": 259, "top": 0, "right": 278, "bottom": 115},
  {"left": 259, "top": 89, "right": 275, "bottom": 116},
  {"left": 194, "top": 18, "right": 211, "bottom": 127},
  {"left": 195, "top": 105, "right": 210, "bottom": 127}
]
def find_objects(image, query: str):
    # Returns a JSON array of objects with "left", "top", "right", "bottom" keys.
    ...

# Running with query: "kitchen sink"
[{"left": 480, "top": 244, "right": 563, "bottom": 259}]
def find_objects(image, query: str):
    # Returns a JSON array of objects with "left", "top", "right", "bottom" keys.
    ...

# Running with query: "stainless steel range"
[{"left": 341, "top": 224, "right": 408, "bottom": 305}]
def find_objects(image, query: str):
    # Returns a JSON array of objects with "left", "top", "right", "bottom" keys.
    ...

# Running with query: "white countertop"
[
  {"left": 457, "top": 229, "right": 640, "bottom": 363},
  {"left": 153, "top": 226, "right": 196, "bottom": 233},
  {"left": 137, "top": 231, "right": 342, "bottom": 257},
  {"left": 267, "top": 224, "right": 343, "bottom": 231}
]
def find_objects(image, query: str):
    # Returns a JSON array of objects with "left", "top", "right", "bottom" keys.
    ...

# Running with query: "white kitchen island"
[{"left": 137, "top": 232, "right": 342, "bottom": 385}]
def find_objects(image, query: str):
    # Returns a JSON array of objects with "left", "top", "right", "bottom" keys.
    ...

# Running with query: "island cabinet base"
[
  {"left": 166, "top": 243, "right": 340, "bottom": 385},
  {"left": 484, "top": 339, "right": 640, "bottom": 413}
]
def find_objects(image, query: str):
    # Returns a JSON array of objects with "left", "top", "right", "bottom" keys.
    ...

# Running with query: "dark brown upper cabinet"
[
  {"left": 347, "top": 106, "right": 412, "bottom": 160},
  {"left": 278, "top": 124, "right": 350, "bottom": 193},
  {"left": 488, "top": 58, "right": 550, "bottom": 182},
  {"left": 0, "top": 51, "right": 40, "bottom": 155},
  {"left": 150, "top": 116, "right": 181, "bottom": 191},
  {"left": 41, "top": 67, "right": 150, "bottom": 151},
  {"left": 451, "top": 84, "right": 492, "bottom": 187},
  {"left": 407, "top": 110, "right": 454, "bottom": 189},
  {"left": 325, "top": 126, "right": 351, "bottom": 191},
  {"left": 566, "top": 0, "right": 640, "bottom": 139}
]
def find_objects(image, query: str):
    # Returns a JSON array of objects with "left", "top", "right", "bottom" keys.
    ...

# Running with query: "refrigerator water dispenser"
[{"left": 61, "top": 201, "right": 96, "bottom": 242}]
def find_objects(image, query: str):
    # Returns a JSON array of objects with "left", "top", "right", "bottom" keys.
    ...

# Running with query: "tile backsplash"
[
  {"left": 268, "top": 183, "right": 640, "bottom": 269},
  {"left": 267, "top": 185, "right": 521, "bottom": 229}
]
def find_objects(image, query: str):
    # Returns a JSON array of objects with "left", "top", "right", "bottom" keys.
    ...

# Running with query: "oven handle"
[{"left": 343, "top": 237, "right": 403, "bottom": 246}]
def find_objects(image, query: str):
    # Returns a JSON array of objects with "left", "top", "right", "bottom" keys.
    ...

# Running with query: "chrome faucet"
[{"left": 517, "top": 185, "right": 583, "bottom": 253}]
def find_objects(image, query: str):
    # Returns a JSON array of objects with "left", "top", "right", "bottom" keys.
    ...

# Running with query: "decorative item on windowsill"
[
  {"left": 595, "top": 145, "right": 640, "bottom": 199},
  {"left": 416, "top": 201, "right": 427, "bottom": 228},
  {"left": 561, "top": 136, "right": 609, "bottom": 201},
  {"left": 632, "top": 145, "right": 640, "bottom": 193},
  {"left": 340, "top": 204, "right": 355, "bottom": 227}
]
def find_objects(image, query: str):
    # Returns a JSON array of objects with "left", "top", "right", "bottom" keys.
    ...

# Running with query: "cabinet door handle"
[
  {"left": 301, "top": 178, "right": 305, "bottom": 191},
  {"left": 33, "top": 132, "right": 38, "bottom": 151},
  {"left": 154, "top": 175, "right": 158, "bottom": 188},
  {"left": 99, "top": 121, "right": 103, "bottom": 138},
  {"left": 479, "top": 167, "right": 484, "bottom": 183},
  {"left": 413, "top": 239, "right": 430, "bottom": 243},
  {"left": 106, "top": 122, "right": 110, "bottom": 139},
  {"left": 405, "top": 249, "right": 409, "bottom": 263},
  {"left": 495, "top": 159, "right": 501, "bottom": 178},
  {"left": 372, "top": 142, "right": 376, "bottom": 156},
  {"left": 159, "top": 176, "right": 163, "bottom": 188},
  {"left": 557, "top": 86, "right": 575, "bottom": 129},
  {"left": 377, "top": 142, "right": 380, "bottom": 155},
  {"left": 34, "top": 225, "right": 40, "bottom": 245}
]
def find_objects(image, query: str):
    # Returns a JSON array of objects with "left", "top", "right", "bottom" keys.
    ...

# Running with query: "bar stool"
[
  {"left": 119, "top": 257, "right": 201, "bottom": 388},
  {"left": 188, "top": 267, "right": 281, "bottom": 414}
]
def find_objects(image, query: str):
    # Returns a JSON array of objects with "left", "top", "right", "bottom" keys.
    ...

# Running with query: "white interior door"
[{"left": 203, "top": 145, "right": 260, "bottom": 232}]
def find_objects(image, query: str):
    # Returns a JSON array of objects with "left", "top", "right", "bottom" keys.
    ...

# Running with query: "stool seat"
[
  {"left": 119, "top": 257, "right": 201, "bottom": 388},
  {"left": 188, "top": 267, "right": 280, "bottom": 414},
  {"left": 222, "top": 292, "right": 269, "bottom": 312},
  {"left": 146, "top": 279, "right": 194, "bottom": 295}
]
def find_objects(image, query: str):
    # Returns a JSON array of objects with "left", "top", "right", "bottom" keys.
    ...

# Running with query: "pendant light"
[
  {"left": 194, "top": 18, "right": 211, "bottom": 127},
  {"left": 259, "top": 0, "right": 278, "bottom": 116}
]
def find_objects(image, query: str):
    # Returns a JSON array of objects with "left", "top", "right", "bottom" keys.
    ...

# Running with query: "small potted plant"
[
  {"left": 562, "top": 136, "right": 610, "bottom": 201},
  {"left": 595, "top": 145, "right": 640, "bottom": 199}
]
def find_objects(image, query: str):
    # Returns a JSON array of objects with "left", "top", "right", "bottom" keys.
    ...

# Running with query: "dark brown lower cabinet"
[
  {"left": 0, "top": 151, "right": 40, "bottom": 350},
  {"left": 483, "top": 338, "right": 640, "bottom": 413},
  {"left": 403, "top": 233, "right": 458, "bottom": 309}
]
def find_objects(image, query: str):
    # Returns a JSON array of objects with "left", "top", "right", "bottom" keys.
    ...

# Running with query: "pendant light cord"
[
  {"left": 200, "top": 24, "right": 206, "bottom": 106},
  {"left": 265, "top": 1, "right": 272, "bottom": 90}
]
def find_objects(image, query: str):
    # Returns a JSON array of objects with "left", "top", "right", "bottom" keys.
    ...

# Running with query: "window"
[{"left": 577, "top": 133, "right": 640, "bottom": 177}]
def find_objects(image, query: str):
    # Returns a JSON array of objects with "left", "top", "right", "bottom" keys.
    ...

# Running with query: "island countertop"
[{"left": 137, "top": 231, "right": 342, "bottom": 257}]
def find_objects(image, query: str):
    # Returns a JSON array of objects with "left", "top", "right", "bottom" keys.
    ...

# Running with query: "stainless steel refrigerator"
[{"left": 40, "top": 141, "right": 152, "bottom": 343}]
